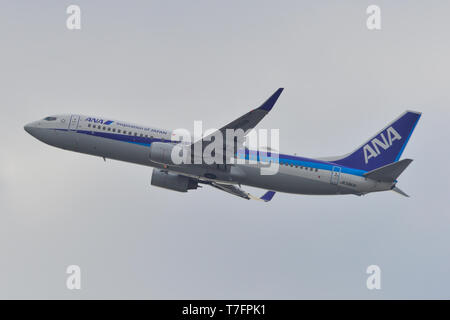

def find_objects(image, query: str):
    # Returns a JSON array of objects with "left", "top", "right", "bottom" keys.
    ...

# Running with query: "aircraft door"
[
  {"left": 68, "top": 115, "right": 80, "bottom": 131},
  {"left": 330, "top": 166, "right": 341, "bottom": 185}
]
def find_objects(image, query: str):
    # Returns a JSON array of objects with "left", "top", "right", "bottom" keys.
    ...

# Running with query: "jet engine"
[{"left": 151, "top": 168, "right": 198, "bottom": 192}]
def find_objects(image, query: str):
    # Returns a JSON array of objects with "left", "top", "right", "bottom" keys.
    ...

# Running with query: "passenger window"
[
  {"left": 88, "top": 124, "right": 91, "bottom": 128},
  {"left": 134, "top": 132, "right": 137, "bottom": 136},
  {"left": 103, "top": 126, "right": 106, "bottom": 130},
  {"left": 93, "top": 125, "right": 96, "bottom": 129},
  {"left": 140, "top": 133, "right": 143, "bottom": 137},
  {"left": 107, "top": 127, "right": 111, "bottom": 131},
  {"left": 112, "top": 128, "right": 116, "bottom": 132}
]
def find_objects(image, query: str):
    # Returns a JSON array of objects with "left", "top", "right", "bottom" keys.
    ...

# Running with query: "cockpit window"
[{"left": 43, "top": 116, "right": 57, "bottom": 121}]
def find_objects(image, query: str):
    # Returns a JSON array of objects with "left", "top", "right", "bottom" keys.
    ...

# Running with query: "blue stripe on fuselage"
[
  {"left": 238, "top": 150, "right": 367, "bottom": 176},
  {"left": 60, "top": 128, "right": 158, "bottom": 147},
  {"left": 56, "top": 128, "right": 367, "bottom": 177}
]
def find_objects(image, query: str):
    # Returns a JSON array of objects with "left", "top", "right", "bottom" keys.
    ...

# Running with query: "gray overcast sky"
[{"left": 1, "top": 1, "right": 449, "bottom": 299}]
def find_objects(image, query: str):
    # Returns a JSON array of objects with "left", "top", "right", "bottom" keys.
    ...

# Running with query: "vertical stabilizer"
[{"left": 332, "top": 111, "right": 421, "bottom": 171}]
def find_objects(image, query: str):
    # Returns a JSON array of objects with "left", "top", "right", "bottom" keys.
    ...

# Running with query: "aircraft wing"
[
  {"left": 190, "top": 88, "right": 284, "bottom": 162},
  {"left": 207, "top": 182, "right": 276, "bottom": 202}
]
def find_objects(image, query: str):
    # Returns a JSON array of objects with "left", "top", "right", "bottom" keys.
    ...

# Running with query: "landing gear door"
[
  {"left": 68, "top": 115, "right": 80, "bottom": 131},
  {"left": 330, "top": 166, "right": 341, "bottom": 185}
]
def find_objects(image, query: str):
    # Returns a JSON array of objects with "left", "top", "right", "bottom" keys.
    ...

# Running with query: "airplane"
[{"left": 24, "top": 88, "right": 421, "bottom": 202}]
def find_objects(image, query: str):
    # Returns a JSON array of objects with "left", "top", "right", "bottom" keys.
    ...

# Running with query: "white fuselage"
[{"left": 24, "top": 114, "right": 394, "bottom": 196}]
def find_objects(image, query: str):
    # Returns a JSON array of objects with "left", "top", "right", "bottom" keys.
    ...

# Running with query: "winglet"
[
  {"left": 260, "top": 191, "right": 276, "bottom": 202},
  {"left": 257, "top": 88, "right": 284, "bottom": 112}
]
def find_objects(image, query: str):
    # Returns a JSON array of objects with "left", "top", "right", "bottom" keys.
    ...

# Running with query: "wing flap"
[{"left": 209, "top": 182, "right": 275, "bottom": 202}]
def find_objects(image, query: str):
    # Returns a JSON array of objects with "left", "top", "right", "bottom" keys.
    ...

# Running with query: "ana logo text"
[
  {"left": 86, "top": 117, "right": 113, "bottom": 125},
  {"left": 363, "top": 126, "right": 401, "bottom": 164}
]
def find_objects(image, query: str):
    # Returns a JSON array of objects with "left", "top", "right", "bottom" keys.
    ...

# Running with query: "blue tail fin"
[{"left": 332, "top": 111, "right": 421, "bottom": 171}]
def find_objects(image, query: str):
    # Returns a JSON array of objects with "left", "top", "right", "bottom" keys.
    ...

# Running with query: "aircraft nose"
[{"left": 24, "top": 123, "right": 35, "bottom": 135}]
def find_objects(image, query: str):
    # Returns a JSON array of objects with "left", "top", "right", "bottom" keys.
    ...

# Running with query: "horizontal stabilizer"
[
  {"left": 364, "top": 159, "right": 413, "bottom": 182},
  {"left": 392, "top": 186, "right": 409, "bottom": 197}
]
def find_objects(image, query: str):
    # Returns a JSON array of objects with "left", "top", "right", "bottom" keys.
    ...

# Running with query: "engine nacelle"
[
  {"left": 151, "top": 169, "right": 198, "bottom": 192},
  {"left": 149, "top": 142, "right": 188, "bottom": 165}
]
